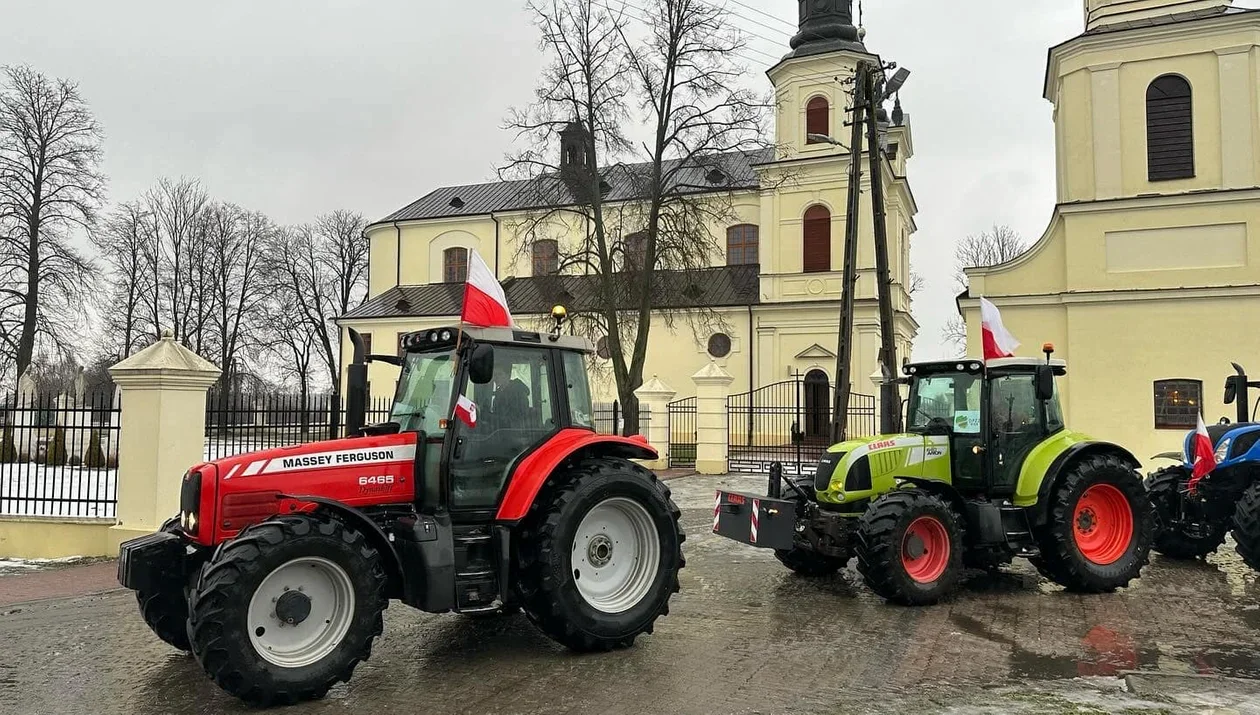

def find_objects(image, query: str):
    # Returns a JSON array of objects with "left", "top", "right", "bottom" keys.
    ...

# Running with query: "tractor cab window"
[
  {"left": 988, "top": 372, "right": 1056, "bottom": 494},
  {"left": 390, "top": 351, "right": 457, "bottom": 435},
  {"left": 908, "top": 373, "right": 982, "bottom": 434},
  {"left": 562, "top": 350, "right": 594, "bottom": 429},
  {"left": 449, "top": 346, "right": 558, "bottom": 509}
]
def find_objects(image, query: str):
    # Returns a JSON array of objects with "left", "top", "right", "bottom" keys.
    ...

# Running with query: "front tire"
[
  {"left": 517, "top": 457, "right": 684, "bottom": 652},
  {"left": 1145, "top": 466, "right": 1229, "bottom": 559},
  {"left": 187, "top": 514, "right": 387, "bottom": 706},
  {"left": 855, "top": 490, "right": 964, "bottom": 606},
  {"left": 135, "top": 517, "right": 193, "bottom": 652},
  {"left": 1034, "top": 455, "right": 1154, "bottom": 592},
  {"left": 1232, "top": 483, "right": 1260, "bottom": 571}
]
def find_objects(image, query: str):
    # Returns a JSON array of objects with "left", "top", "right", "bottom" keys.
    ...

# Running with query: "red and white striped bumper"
[{"left": 712, "top": 490, "right": 797, "bottom": 551}]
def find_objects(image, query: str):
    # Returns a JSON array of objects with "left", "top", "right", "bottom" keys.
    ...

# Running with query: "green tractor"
[{"left": 714, "top": 350, "right": 1155, "bottom": 605}]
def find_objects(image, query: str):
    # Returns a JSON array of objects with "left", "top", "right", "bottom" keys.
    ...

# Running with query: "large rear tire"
[
  {"left": 1145, "top": 466, "right": 1229, "bottom": 559},
  {"left": 1034, "top": 455, "right": 1154, "bottom": 592},
  {"left": 516, "top": 457, "right": 684, "bottom": 652},
  {"left": 1232, "top": 482, "right": 1260, "bottom": 571},
  {"left": 855, "top": 490, "right": 964, "bottom": 606},
  {"left": 187, "top": 514, "right": 387, "bottom": 707},
  {"left": 135, "top": 517, "right": 193, "bottom": 652}
]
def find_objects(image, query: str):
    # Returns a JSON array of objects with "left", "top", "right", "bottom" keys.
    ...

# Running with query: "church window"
[
  {"left": 625, "top": 231, "right": 648, "bottom": 270},
  {"left": 727, "top": 225, "right": 759, "bottom": 266},
  {"left": 595, "top": 336, "right": 611, "bottom": 360},
  {"left": 806, "top": 96, "right": 830, "bottom": 143},
  {"left": 1147, "top": 75, "right": 1194, "bottom": 181},
  {"left": 803, "top": 205, "right": 831, "bottom": 273},
  {"left": 707, "top": 333, "right": 732, "bottom": 358},
  {"left": 1154, "top": 379, "right": 1202, "bottom": 430},
  {"left": 532, "top": 240, "right": 559, "bottom": 275},
  {"left": 443, "top": 247, "right": 468, "bottom": 283}
]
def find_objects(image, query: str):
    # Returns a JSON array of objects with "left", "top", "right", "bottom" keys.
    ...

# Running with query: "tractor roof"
[
  {"left": 905, "top": 357, "right": 1067, "bottom": 377},
  {"left": 401, "top": 326, "right": 593, "bottom": 354}
]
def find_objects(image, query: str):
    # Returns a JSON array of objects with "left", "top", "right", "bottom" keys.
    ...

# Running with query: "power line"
[{"left": 726, "top": 0, "right": 796, "bottom": 31}]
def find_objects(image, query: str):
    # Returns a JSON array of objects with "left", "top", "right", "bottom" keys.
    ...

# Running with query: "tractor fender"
[
  {"left": 1028, "top": 441, "right": 1141, "bottom": 527},
  {"left": 896, "top": 478, "right": 969, "bottom": 520},
  {"left": 282, "top": 494, "right": 408, "bottom": 600},
  {"left": 495, "top": 428, "right": 659, "bottom": 522}
]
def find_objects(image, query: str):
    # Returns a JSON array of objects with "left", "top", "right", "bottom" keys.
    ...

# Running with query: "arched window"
[
  {"left": 532, "top": 240, "right": 558, "bottom": 275},
  {"left": 802, "top": 206, "right": 831, "bottom": 273},
  {"left": 1154, "top": 379, "right": 1202, "bottom": 429},
  {"left": 1147, "top": 75, "right": 1194, "bottom": 181},
  {"left": 726, "top": 224, "right": 759, "bottom": 266},
  {"left": 443, "top": 247, "right": 468, "bottom": 283},
  {"left": 806, "top": 96, "right": 829, "bottom": 143}
]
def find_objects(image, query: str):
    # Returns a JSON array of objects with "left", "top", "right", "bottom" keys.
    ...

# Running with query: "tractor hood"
[
  {"left": 184, "top": 432, "right": 419, "bottom": 546},
  {"left": 814, "top": 433, "right": 952, "bottom": 506}
]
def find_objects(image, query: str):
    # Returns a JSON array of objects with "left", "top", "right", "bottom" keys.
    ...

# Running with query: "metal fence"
[
  {"left": 204, "top": 392, "right": 393, "bottom": 461},
  {"left": 593, "top": 400, "right": 650, "bottom": 436},
  {"left": 727, "top": 376, "right": 877, "bottom": 475},
  {"left": 0, "top": 391, "right": 120, "bottom": 518},
  {"left": 667, "top": 397, "right": 696, "bottom": 468}
]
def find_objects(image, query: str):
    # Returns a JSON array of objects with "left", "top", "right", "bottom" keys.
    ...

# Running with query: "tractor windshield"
[
  {"left": 908, "top": 373, "right": 983, "bottom": 434},
  {"left": 390, "top": 350, "right": 457, "bottom": 434}
]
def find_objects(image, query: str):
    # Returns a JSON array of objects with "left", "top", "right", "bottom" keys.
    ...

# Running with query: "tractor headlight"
[
  {"left": 1215, "top": 438, "right": 1231, "bottom": 463},
  {"left": 180, "top": 469, "right": 202, "bottom": 536}
]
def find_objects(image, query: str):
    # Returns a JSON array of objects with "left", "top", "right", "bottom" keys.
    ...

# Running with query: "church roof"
[
  {"left": 340, "top": 264, "right": 761, "bottom": 321},
  {"left": 370, "top": 148, "right": 774, "bottom": 226},
  {"left": 1084, "top": 4, "right": 1251, "bottom": 33}
]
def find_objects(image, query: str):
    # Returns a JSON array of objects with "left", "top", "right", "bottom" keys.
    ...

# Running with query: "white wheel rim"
[
  {"left": 246, "top": 557, "right": 356, "bottom": 668},
  {"left": 571, "top": 496, "right": 661, "bottom": 614}
]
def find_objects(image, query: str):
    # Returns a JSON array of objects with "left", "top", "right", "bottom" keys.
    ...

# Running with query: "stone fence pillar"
[
  {"left": 693, "top": 361, "right": 734, "bottom": 475},
  {"left": 108, "top": 330, "right": 221, "bottom": 545},
  {"left": 634, "top": 376, "right": 676, "bottom": 471}
]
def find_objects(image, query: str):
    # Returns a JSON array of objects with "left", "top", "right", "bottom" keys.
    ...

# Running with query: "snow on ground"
[{"left": 0, "top": 556, "right": 91, "bottom": 575}]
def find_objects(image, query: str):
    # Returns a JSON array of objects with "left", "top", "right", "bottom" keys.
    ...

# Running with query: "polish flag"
[
  {"left": 461, "top": 250, "right": 513, "bottom": 328},
  {"left": 980, "top": 297, "right": 1020, "bottom": 360},
  {"left": 1188, "top": 413, "right": 1216, "bottom": 493},
  {"left": 454, "top": 394, "right": 478, "bottom": 428}
]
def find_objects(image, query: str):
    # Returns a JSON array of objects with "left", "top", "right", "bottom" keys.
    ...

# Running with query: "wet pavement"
[{"left": 1, "top": 473, "right": 1258, "bottom": 714}]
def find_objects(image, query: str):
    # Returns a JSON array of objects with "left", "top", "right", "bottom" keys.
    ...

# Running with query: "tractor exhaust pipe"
[{"left": 345, "top": 328, "right": 368, "bottom": 437}]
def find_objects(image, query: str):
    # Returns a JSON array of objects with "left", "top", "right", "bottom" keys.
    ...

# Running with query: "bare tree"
[
  {"left": 90, "top": 201, "right": 155, "bottom": 359},
  {"left": 503, "top": 0, "right": 768, "bottom": 433},
  {"left": 267, "top": 211, "right": 368, "bottom": 392},
  {"left": 0, "top": 65, "right": 104, "bottom": 379},
  {"left": 205, "top": 202, "right": 270, "bottom": 384},
  {"left": 143, "top": 177, "right": 209, "bottom": 345},
  {"left": 942, "top": 225, "right": 1029, "bottom": 353}
]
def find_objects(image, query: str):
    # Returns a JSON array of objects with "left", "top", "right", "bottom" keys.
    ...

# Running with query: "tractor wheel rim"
[
  {"left": 1073, "top": 484, "right": 1134, "bottom": 565},
  {"left": 902, "top": 516, "right": 950, "bottom": 584},
  {"left": 247, "top": 556, "right": 356, "bottom": 668},
  {"left": 572, "top": 496, "right": 661, "bottom": 614}
]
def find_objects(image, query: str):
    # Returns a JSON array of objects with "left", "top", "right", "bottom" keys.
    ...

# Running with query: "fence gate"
[
  {"left": 667, "top": 397, "right": 696, "bottom": 469},
  {"left": 727, "top": 374, "right": 877, "bottom": 475}
]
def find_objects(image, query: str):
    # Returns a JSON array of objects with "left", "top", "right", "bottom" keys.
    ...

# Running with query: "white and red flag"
[
  {"left": 461, "top": 249, "right": 513, "bottom": 328},
  {"left": 1188, "top": 413, "right": 1216, "bottom": 494},
  {"left": 979, "top": 297, "right": 1020, "bottom": 360},
  {"left": 454, "top": 394, "right": 478, "bottom": 428}
]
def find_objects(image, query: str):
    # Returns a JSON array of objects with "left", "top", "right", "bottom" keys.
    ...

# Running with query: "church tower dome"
[{"left": 786, "top": 0, "right": 866, "bottom": 59}]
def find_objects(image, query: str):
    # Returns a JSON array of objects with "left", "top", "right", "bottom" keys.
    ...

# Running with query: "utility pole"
[
  {"left": 831, "top": 61, "right": 869, "bottom": 444},
  {"left": 865, "top": 67, "right": 903, "bottom": 434}
]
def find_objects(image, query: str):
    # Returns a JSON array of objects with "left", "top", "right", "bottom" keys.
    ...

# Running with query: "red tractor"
[{"left": 117, "top": 315, "right": 685, "bottom": 706}]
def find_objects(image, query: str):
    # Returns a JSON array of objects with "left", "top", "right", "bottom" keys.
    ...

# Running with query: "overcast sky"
[{"left": 5, "top": 1, "right": 1231, "bottom": 360}]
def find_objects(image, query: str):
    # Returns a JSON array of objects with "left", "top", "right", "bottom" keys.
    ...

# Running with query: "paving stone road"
[{"left": 1, "top": 474, "right": 1258, "bottom": 714}]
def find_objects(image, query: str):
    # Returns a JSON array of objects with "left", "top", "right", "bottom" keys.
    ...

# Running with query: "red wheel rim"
[
  {"left": 1073, "top": 484, "right": 1134, "bottom": 565},
  {"left": 902, "top": 516, "right": 950, "bottom": 584}
]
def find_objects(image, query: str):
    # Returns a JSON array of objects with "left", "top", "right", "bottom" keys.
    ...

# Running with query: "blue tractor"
[{"left": 1146, "top": 363, "right": 1260, "bottom": 568}]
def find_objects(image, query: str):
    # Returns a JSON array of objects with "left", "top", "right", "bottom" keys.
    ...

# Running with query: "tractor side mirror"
[
  {"left": 468, "top": 344, "right": 495, "bottom": 385},
  {"left": 1225, "top": 380, "right": 1237, "bottom": 405},
  {"left": 1035, "top": 365, "right": 1054, "bottom": 402}
]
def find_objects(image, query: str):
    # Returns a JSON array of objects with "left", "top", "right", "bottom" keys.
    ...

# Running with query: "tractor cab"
[
  {"left": 359, "top": 323, "right": 597, "bottom": 514},
  {"left": 902, "top": 352, "right": 1066, "bottom": 496}
]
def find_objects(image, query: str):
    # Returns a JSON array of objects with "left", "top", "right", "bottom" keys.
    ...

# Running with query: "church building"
[
  {"left": 959, "top": 0, "right": 1260, "bottom": 465},
  {"left": 336, "top": 0, "right": 918, "bottom": 429}
]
